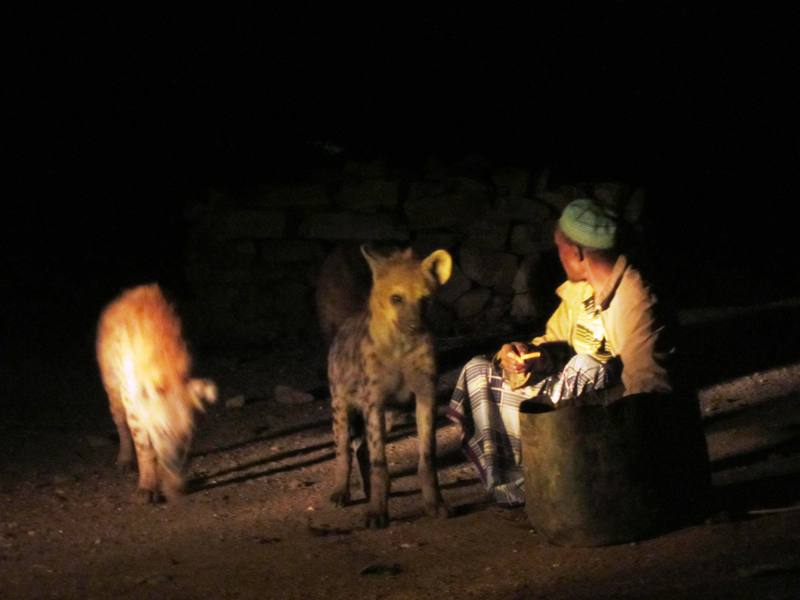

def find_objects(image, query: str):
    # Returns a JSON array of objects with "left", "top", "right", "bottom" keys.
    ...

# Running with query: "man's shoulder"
[
  {"left": 556, "top": 280, "right": 594, "bottom": 303},
  {"left": 618, "top": 257, "right": 679, "bottom": 328},
  {"left": 610, "top": 257, "right": 678, "bottom": 325},
  {"left": 617, "top": 258, "right": 658, "bottom": 299}
]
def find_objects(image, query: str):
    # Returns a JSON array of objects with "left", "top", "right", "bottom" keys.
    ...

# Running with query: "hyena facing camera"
[
  {"left": 327, "top": 245, "right": 452, "bottom": 528},
  {"left": 96, "top": 284, "right": 216, "bottom": 503}
]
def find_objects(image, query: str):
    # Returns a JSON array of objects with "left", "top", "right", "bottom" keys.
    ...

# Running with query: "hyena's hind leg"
[
  {"left": 107, "top": 388, "right": 134, "bottom": 470},
  {"left": 329, "top": 395, "right": 355, "bottom": 507},
  {"left": 411, "top": 374, "right": 450, "bottom": 519},
  {"left": 350, "top": 413, "right": 371, "bottom": 501}
]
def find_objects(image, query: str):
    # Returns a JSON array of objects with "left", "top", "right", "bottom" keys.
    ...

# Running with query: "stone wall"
[{"left": 183, "top": 157, "right": 642, "bottom": 346}]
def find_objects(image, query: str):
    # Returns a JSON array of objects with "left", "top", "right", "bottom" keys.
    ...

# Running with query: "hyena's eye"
[{"left": 390, "top": 294, "right": 404, "bottom": 305}]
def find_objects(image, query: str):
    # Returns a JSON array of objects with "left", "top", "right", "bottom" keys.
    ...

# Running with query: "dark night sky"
[
  {"left": 12, "top": 6, "right": 795, "bottom": 178},
  {"left": 4, "top": 4, "right": 799, "bottom": 341}
]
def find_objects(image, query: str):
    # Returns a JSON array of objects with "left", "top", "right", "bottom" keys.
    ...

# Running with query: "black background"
[{"left": 4, "top": 4, "right": 799, "bottom": 353}]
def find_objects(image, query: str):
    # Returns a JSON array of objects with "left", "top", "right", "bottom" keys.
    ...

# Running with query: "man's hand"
[{"left": 499, "top": 342, "right": 535, "bottom": 374}]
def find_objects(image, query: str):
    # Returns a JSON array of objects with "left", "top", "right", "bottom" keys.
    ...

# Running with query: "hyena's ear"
[
  {"left": 360, "top": 244, "right": 384, "bottom": 276},
  {"left": 421, "top": 249, "right": 452, "bottom": 286}
]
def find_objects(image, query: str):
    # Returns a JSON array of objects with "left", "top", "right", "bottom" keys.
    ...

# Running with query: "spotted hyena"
[
  {"left": 96, "top": 283, "right": 217, "bottom": 503},
  {"left": 327, "top": 245, "right": 452, "bottom": 528}
]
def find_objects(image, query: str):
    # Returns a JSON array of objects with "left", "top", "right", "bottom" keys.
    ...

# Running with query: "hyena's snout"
[
  {"left": 396, "top": 302, "right": 427, "bottom": 333},
  {"left": 189, "top": 378, "right": 218, "bottom": 406}
]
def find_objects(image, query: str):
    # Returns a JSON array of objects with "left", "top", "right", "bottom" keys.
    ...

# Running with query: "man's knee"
[
  {"left": 566, "top": 353, "right": 605, "bottom": 373},
  {"left": 466, "top": 355, "right": 493, "bottom": 369},
  {"left": 462, "top": 355, "right": 495, "bottom": 387},
  {"left": 565, "top": 353, "right": 620, "bottom": 387}
]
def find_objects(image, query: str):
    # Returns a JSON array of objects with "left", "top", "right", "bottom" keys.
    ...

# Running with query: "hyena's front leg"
[
  {"left": 329, "top": 395, "right": 353, "bottom": 507},
  {"left": 159, "top": 436, "right": 191, "bottom": 502},
  {"left": 129, "top": 426, "right": 160, "bottom": 504},
  {"left": 365, "top": 400, "right": 390, "bottom": 529},
  {"left": 412, "top": 376, "right": 449, "bottom": 519},
  {"left": 123, "top": 408, "right": 159, "bottom": 503},
  {"left": 159, "top": 463, "right": 186, "bottom": 503}
]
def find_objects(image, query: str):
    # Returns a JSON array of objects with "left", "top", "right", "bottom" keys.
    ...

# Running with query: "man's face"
[{"left": 554, "top": 227, "right": 586, "bottom": 282}]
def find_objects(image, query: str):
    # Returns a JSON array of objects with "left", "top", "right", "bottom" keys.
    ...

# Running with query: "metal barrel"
[{"left": 519, "top": 392, "right": 711, "bottom": 547}]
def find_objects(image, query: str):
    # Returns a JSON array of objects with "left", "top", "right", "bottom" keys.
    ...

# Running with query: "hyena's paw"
[
  {"left": 162, "top": 483, "right": 186, "bottom": 504},
  {"left": 133, "top": 488, "right": 162, "bottom": 505},
  {"left": 115, "top": 459, "right": 134, "bottom": 474},
  {"left": 365, "top": 510, "right": 389, "bottom": 529},
  {"left": 115, "top": 448, "right": 135, "bottom": 471},
  {"left": 425, "top": 500, "right": 451, "bottom": 519},
  {"left": 329, "top": 488, "right": 351, "bottom": 507},
  {"left": 163, "top": 490, "right": 186, "bottom": 505}
]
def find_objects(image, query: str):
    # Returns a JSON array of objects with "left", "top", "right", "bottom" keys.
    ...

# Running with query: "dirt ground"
[{"left": 3, "top": 309, "right": 800, "bottom": 600}]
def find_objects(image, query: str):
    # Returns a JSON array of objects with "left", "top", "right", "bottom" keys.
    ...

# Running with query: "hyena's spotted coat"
[
  {"left": 96, "top": 283, "right": 216, "bottom": 503},
  {"left": 327, "top": 245, "right": 452, "bottom": 528}
]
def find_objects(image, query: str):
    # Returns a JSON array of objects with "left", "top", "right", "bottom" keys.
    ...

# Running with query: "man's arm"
[{"left": 531, "top": 298, "right": 571, "bottom": 346}]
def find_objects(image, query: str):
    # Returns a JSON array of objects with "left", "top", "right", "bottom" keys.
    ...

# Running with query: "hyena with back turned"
[
  {"left": 315, "top": 243, "right": 371, "bottom": 347},
  {"left": 327, "top": 245, "right": 452, "bottom": 528},
  {"left": 96, "top": 283, "right": 217, "bottom": 503}
]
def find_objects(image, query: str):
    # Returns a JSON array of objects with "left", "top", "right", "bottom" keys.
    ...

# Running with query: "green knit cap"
[{"left": 558, "top": 198, "right": 618, "bottom": 250}]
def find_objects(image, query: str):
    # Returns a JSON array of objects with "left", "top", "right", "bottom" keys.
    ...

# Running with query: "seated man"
[{"left": 446, "top": 198, "right": 674, "bottom": 505}]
